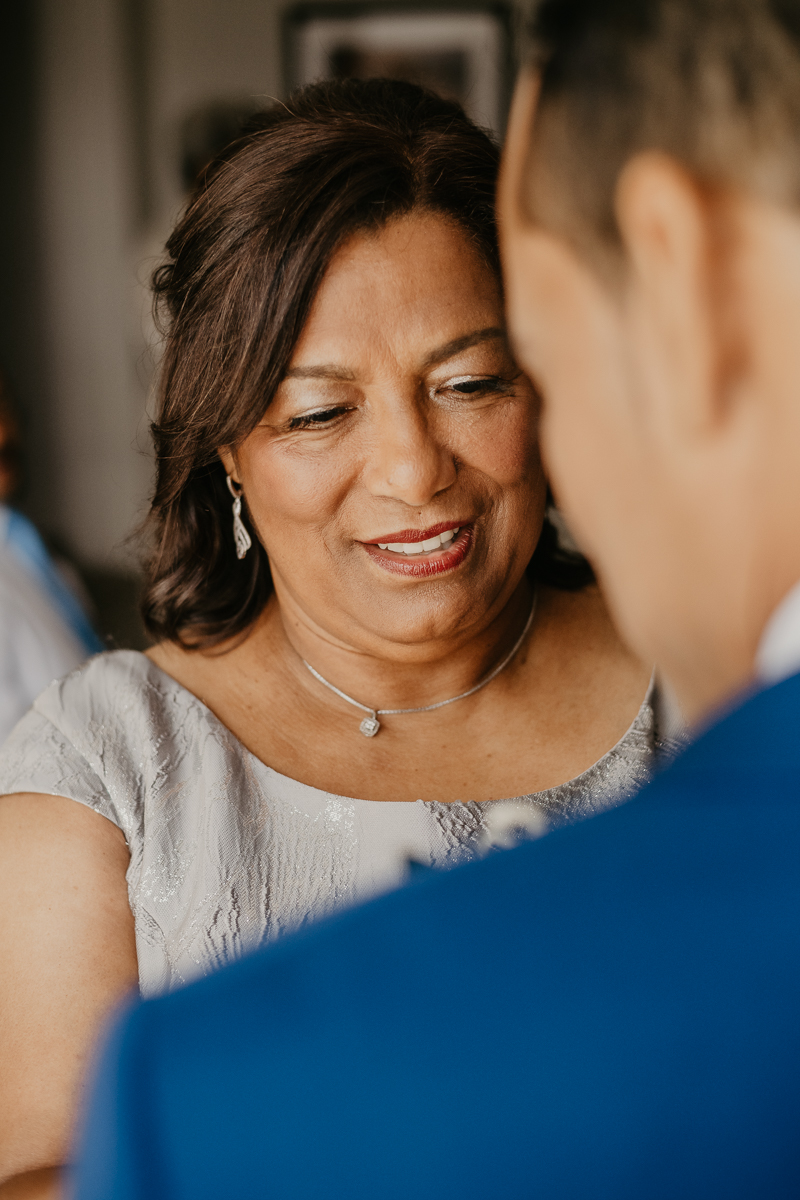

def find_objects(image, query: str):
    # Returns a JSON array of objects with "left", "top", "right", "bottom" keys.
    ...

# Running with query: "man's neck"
[{"left": 670, "top": 574, "right": 800, "bottom": 729}]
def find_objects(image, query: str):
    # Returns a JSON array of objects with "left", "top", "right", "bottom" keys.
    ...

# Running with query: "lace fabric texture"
[{"left": 0, "top": 652, "right": 679, "bottom": 996}]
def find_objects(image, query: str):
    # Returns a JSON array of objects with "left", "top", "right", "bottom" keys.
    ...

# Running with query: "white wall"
[
  {"left": 36, "top": 0, "right": 149, "bottom": 566},
  {"left": 148, "top": 0, "right": 284, "bottom": 225}
]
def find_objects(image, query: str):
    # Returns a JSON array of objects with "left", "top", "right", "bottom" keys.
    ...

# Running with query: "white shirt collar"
[{"left": 755, "top": 578, "right": 800, "bottom": 685}]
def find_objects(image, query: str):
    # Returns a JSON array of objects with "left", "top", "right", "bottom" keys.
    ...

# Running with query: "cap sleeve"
[
  {"left": 0, "top": 655, "right": 149, "bottom": 849},
  {"left": 0, "top": 705, "right": 121, "bottom": 831}
]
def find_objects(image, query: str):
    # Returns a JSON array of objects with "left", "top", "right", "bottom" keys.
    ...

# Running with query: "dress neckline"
[{"left": 131, "top": 649, "right": 655, "bottom": 809}]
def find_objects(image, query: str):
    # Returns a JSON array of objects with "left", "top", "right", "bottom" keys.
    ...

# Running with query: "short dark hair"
[
  {"left": 524, "top": 0, "right": 800, "bottom": 272},
  {"left": 142, "top": 78, "right": 589, "bottom": 648}
]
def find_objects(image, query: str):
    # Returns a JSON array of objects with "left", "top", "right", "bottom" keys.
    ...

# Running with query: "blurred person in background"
[
  {"left": 68, "top": 2, "right": 800, "bottom": 1198},
  {"left": 0, "top": 372, "right": 102, "bottom": 744},
  {"left": 0, "top": 79, "right": 681, "bottom": 1199}
]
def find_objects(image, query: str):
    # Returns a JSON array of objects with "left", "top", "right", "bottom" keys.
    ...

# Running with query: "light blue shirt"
[
  {"left": 0, "top": 506, "right": 103, "bottom": 657},
  {"left": 0, "top": 506, "right": 103, "bottom": 744}
]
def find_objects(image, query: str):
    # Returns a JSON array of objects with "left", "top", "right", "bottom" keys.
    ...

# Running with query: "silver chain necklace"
[{"left": 301, "top": 592, "right": 537, "bottom": 738}]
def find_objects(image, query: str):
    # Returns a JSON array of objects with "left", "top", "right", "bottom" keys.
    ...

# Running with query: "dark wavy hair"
[{"left": 142, "top": 78, "right": 591, "bottom": 648}]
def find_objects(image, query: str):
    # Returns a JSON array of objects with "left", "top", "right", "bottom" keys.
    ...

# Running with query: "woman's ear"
[{"left": 218, "top": 447, "right": 238, "bottom": 481}]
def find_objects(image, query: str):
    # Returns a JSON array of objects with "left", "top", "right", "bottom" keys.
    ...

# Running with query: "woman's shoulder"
[
  {"left": 33, "top": 648, "right": 196, "bottom": 728},
  {"left": 31, "top": 649, "right": 232, "bottom": 780},
  {"left": 0, "top": 650, "right": 217, "bottom": 829}
]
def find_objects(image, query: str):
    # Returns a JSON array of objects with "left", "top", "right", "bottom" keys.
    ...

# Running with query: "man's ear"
[
  {"left": 614, "top": 153, "right": 726, "bottom": 436},
  {"left": 498, "top": 69, "right": 540, "bottom": 236},
  {"left": 498, "top": 72, "right": 553, "bottom": 358},
  {"left": 218, "top": 447, "right": 238, "bottom": 481}
]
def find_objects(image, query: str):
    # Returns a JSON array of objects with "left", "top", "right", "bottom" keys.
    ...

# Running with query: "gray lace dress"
[{"left": 0, "top": 651, "right": 684, "bottom": 996}]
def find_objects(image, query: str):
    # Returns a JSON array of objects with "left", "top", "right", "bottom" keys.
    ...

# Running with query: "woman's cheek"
[
  {"left": 245, "top": 442, "right": 356, "bottom": 539},
  {"left": 456, "top": 401, "right": 540, "bottom": 485}
]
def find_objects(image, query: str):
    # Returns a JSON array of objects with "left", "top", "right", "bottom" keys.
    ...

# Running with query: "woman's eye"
[
  {"left": 447, "top": 376, "right": 506, "bottom": 396},
  {"left": 287, "top": 406, "right": 350, "bottom": 431}
]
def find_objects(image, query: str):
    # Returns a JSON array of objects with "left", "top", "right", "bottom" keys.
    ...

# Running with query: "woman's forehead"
[{"left": 289, "top": 213, "right": 504, "bottom": 369}]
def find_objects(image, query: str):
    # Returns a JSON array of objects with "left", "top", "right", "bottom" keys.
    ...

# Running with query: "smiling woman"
[{"left": 0, "top": 80, "right": 682, "bottom": 1198}]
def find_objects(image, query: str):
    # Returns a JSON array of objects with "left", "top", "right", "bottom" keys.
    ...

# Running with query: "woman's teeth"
[{"left": 377, "top": 527, "right": 460, "bottom": 555}]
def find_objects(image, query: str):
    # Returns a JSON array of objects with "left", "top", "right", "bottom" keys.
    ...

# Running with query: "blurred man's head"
[{"left": 500, "top": 0, "right": 800, "bottom": 722}]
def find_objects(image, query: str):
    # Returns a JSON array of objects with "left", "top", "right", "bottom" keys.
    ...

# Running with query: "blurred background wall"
[{"left": 0, "top": 0, "right": 520, "bottom": 648}]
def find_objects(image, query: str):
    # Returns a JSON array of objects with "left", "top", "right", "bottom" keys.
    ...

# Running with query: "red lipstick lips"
[
  {"left": 361, "top": 523, "right": 474, "bottom": 578},
  {"left": 362, "top": 520, "right": 469, "bottom": 545}
]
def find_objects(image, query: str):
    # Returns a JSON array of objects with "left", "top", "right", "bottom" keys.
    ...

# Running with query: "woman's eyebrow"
[
  {"left": 420, "top": 326, "right": 506, "bottom": 370},
  {"left": 283, "top": 327, "right": 506, "bottom": 381},
  {"left": 283, "top": 364, "right": 357, "bottom": 381}
]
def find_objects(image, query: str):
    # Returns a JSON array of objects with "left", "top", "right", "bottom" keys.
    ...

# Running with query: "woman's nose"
[{"left": 363, "top": 402, "right": 457, "bottom": 507}]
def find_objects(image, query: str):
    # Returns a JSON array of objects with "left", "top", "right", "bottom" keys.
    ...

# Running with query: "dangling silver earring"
[{"left": 226, "top": 475, "right": 252, "bottom": 560}]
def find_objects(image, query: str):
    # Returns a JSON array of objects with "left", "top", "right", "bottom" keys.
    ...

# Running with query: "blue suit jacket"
[{"left": 73, "top": 676, "right": 800, "bottom": 1199}]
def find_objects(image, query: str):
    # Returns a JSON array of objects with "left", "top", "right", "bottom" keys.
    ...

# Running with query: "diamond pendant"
[{"left": 359, "top": 714, "right": 380, "bottom": 738}]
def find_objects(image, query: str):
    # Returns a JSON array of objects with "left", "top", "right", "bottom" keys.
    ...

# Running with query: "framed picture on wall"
[{"left": 284, "top": 4, "right": 515, "bottom": 136}]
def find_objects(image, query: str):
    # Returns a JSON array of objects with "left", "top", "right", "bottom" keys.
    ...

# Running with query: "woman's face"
[{"left": 224, "top": 212, "right": 545, "bottom": 657}]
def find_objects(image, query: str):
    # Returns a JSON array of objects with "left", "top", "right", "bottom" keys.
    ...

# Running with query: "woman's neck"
[{"left": 257, "top": 580, "right": 536, "bottom": 716}]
